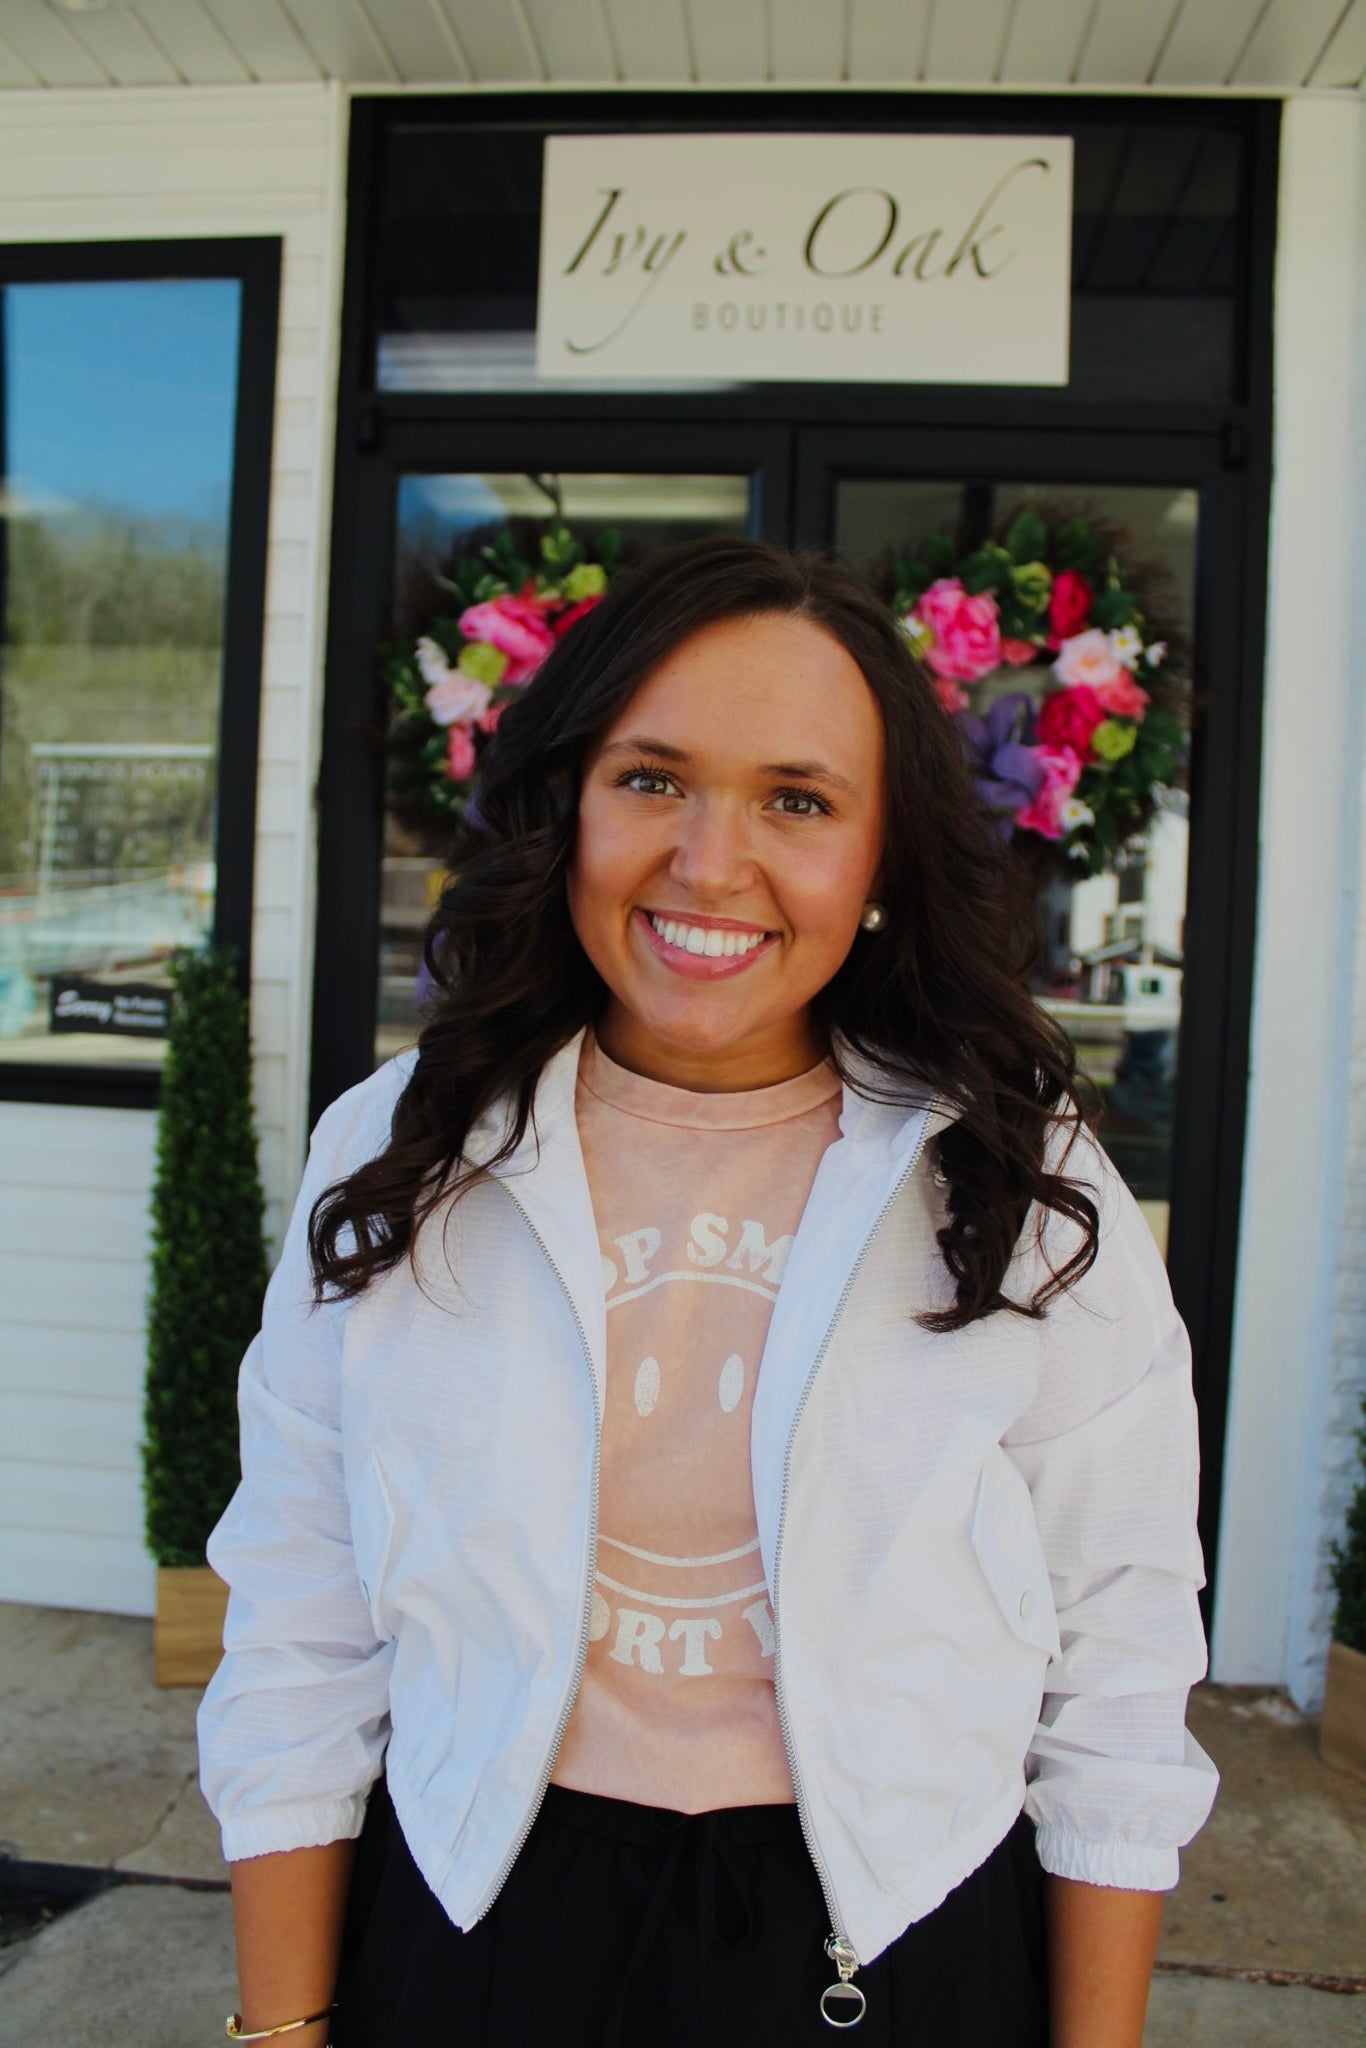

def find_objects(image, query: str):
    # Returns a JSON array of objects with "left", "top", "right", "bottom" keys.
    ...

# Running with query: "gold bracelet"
[{"left": 225, "top": 2007, "right": 336, "bottom": 2041}]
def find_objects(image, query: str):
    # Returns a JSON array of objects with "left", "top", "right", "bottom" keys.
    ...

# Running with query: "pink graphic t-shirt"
[{"left": 550, "top": 1033, "right": 843, "bottom": 1813}]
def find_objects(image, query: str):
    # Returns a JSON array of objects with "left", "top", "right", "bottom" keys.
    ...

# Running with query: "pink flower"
[
  {"left": 424, "top": 670, "right": 493, "bottom": 727},
  {"left": 916, "top": 578, "right": 1002, "bottom": 683},
  {"left": 475, "top": 699, "right": 506, "bottom": 735},
  {"left": 1036, "top": 684, "right": 1108, "bottom": 759},
  {"left": 552, "top": 595, "right": 602, "bottom": 640},
  {"left": 1047, "top": 570, "right": 1093, "bottom": 647},
  {"left": 1001, "top": 639, "right": 1039, "bottom": 667},
  {"left": 933, "top": 677, "right": 970, "bottom": 715},
  {"left": 1052, "top": 628, "right": 1126, "bottom": 692},
  {"left": 458, "top": 594, "right": 556, "bottom": 684},
  {"left": 445, "top": 723, "right": 477, "bottom": 782},
  {"left": 1091, "top": 670, "right": 1151, "bottom": 720},
  {"left": 1015, "top": 746, "right": 1083, "bottom": 841}
]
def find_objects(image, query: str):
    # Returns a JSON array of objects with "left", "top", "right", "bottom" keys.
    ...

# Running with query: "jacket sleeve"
[
  {"left": 1005, "top": 1126, "right": 1219, "bottom": 1890},
  {"left": 197, "top": 1074, "right": 403, "bottom": 1863}
]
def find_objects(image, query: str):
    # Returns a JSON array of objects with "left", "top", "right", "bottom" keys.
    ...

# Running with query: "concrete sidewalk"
[{"left": 1, "top": 1603, "right": 1363, "bottom": 2045}]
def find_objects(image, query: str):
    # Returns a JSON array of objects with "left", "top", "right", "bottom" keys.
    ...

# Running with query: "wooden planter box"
[
  {"left": 1319, "top": 1638, "right": 1366, "bottom": 1783},
  {"left": 154, "top": 1565, "right": 230, "bottom": 1687}
]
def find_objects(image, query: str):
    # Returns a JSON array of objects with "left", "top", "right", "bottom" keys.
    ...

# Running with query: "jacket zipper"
[
  {"left": 770, "top": 1099, "right": 937, "bottom": 2022},
  {"left": 470, "top": 1180, "right": 603, "bottom": 1921},
  {"left": 470, "top": 1094, "right": 937, "bottom": 1974}
]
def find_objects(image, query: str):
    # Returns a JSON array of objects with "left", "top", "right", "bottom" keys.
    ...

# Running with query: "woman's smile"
[{"left": 634, "top": 906, "right": 781, "bottom": 979}]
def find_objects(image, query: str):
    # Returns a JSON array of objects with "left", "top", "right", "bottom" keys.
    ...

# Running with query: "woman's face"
[{"left": 569, "top": 611, "right": 886, "bottom": 1091}]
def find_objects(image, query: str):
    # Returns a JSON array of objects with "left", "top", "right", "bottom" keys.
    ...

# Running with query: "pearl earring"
[{"left": 859, "top": 902, "right": 888, "bottom": 933}]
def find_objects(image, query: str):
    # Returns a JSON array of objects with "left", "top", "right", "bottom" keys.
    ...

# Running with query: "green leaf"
[
  {"left": 960, "top": 546, "right": 1010, "bottom": 595},
  {"left": 1051, "top": 518, "right": 1103, "bottom": 579},
  {"left": 539, "top": 524, "right": 578, "bottom": 569},
  {"left": 596, "top": 527, "right": 622, "bottom": 571},
  {"left": 1003, "top": 507, "right": 1047, "bottom": 564},
  {"left": 1089, "top": 587, "right": 1137, "bottom": 631},
  {"left": 924, "top": 530, "right": 957, "bottom": 575}
]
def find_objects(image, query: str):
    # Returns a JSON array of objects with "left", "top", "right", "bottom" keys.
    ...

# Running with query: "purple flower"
[{"left": 953, "top": 693, "right": 1047, "bottom": 829}]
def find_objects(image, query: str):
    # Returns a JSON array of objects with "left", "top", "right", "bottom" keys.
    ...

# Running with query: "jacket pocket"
[
  {"left": 970, "top": 1448, "right": 1061, "bottom": 1660},
  {"left": 348, "top": 1452, "right": 397, "bottom": 1638}
]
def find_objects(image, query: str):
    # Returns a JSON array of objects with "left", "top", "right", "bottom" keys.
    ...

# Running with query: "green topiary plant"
[
  {"left": 142, "top": 947, "right": 268, "bottom": 1568},
  {"left": 1330, "top": 1397, "right": 1366, "bottom": 1656}
]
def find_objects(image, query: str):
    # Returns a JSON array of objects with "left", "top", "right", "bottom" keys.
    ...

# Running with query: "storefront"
[{"left": 0, "top": 11, "right": 1361, "bottom": 1713}]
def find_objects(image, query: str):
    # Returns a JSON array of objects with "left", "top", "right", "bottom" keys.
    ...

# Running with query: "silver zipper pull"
[{"left": 820, "top": 1933, "right": 866, "bottom": 2028}]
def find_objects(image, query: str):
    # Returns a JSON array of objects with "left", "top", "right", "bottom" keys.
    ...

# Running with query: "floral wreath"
[
  {"left": 892, "top": 506, "right": 1189, "bottom": 878},
  {"left": 384, "top": 523, "right": 620, "bottom": 841}
]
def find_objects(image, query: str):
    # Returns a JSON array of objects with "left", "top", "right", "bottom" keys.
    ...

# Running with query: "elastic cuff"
[
  {"left": 220, "top": 1795, "right": 369, "bottom": 1864},
  {"left": 1033, "top": 1825, "right": 1180, "bottom": 1892}
]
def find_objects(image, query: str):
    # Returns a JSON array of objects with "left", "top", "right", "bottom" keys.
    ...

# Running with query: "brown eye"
[
  {"left": 770, "top": 787, "right": 832, "bottom": 818},
  {"left": 615, "top": 765, "right": 676, "bottom": 797}
]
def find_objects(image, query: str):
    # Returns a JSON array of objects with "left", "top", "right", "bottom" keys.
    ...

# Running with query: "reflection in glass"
[
  {"left": 0, "top": 278, "right": 241, "bottom": 1068},
  {"left": 376, "top": 470, "right": 752, "bottom": 1064},
  {"left": 836, "top": 477, "right": 1197, "bottom": 1255}
]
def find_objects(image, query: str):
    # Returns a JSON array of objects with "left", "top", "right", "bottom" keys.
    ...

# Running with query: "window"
[{"left": 0, "top": 242, "right": 279, "bottom": 1104}]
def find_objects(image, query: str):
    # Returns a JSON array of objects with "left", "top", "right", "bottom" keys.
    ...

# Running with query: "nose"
[{"left": 667, "top": 796, "right": 756, "bottom": 901}]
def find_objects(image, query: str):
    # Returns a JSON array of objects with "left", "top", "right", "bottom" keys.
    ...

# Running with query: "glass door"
[
  {"left": 794, "top": 424, "right": 1259, "bottom": 1590},
  {"left": 311, "top": 421, "right": 790, "bottom": 1123},
  {"left": 830, "top": 471, "right": 1197, "bottom": 1255}
]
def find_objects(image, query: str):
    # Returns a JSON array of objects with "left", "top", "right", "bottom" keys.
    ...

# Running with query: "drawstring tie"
[{"left": 601, "top": 1811, "right": 756, "bottom": 2047}]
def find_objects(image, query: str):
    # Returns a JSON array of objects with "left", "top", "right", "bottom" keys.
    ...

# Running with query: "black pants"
[{"left": 333, "top": 1780, "right": 1049, "bottom": 2047}]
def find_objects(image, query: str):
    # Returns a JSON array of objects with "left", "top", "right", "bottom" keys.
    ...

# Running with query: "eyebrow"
[{"left": 598, "top": 735, "right": 858, "bottom": 795}]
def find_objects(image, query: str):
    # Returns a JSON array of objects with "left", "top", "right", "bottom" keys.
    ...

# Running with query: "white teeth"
[{"left": 647, "top": 914, "right": 769, "bottom": 958}]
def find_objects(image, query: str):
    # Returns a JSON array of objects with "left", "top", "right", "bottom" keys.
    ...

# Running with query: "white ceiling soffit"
[{"left": 0, "top": 0, "right": 1362, "bottom": 94}]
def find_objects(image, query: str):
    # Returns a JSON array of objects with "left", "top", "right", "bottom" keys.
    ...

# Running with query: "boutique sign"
[{"left": 537, "top": 134, "right": 1073, "bottom": 386}]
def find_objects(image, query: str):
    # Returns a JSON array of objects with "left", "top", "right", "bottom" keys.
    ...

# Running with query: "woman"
[{"left": 199, "top": 538, "right": 1217, "bottom": 2047}]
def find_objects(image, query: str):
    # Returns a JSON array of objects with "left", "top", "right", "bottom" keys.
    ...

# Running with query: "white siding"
[
  {"left": 1282, "top": 91, "right": 1366, "bottom": 1701},
  {"left": 3, "top": 0, "right": 1363, "bottom": 89},
  {"left": 1211, "top": 94, "right": 1366, "bottom": 1701},
  {"left": 0, "top": 82, "right": 346, "bottom": 1615}
]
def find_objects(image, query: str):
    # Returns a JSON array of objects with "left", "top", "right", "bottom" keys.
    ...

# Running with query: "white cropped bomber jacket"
[{"left": 198, "top": 1031, "right": 1217, "bottom": 1973}]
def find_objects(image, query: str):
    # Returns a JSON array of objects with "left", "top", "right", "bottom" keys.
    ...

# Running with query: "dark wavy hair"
[{"left": 310, "top": 537, "right": 1099, "bottom": 1331}]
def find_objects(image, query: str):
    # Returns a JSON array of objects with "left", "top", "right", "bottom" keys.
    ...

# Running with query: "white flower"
[
  {"left": 1060, "top": 798, "right": 1095, "bottom": 832},
  {"left": 1108, "top": 626, "right": 1143, "bottom": 671},
  {"left": 425, "top": 671, "right": 493, "bottom": 727},
  {"left": 1145, "top": 641, "right": 1167, "bottom": 667},
  {"left": 414, "top": 635, "right": 451, "bottom": 689},
  {"left": 900, "top": 611, "right": 933, "bottom": 657},
  {"left": 1068, "top": 842, "right": 1092, "bottom": 861}
]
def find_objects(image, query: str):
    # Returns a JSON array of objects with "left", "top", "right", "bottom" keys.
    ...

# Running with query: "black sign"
[{"left": 49, "top": 975, "right": 172, "bottom": 1038}]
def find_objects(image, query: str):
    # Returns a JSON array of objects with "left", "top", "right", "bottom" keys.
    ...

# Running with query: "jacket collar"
[
  {"left": 467, "top": 1029, "right": 956, "bottom": 1164},
  {"left": 457, "top": 1028, "right": 953, "bottom": 1436}
]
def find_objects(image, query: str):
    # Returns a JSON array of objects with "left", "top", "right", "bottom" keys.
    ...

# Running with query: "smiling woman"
[{"left": 202, "top": 538, "right": 1216, "bottom": 2048}]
